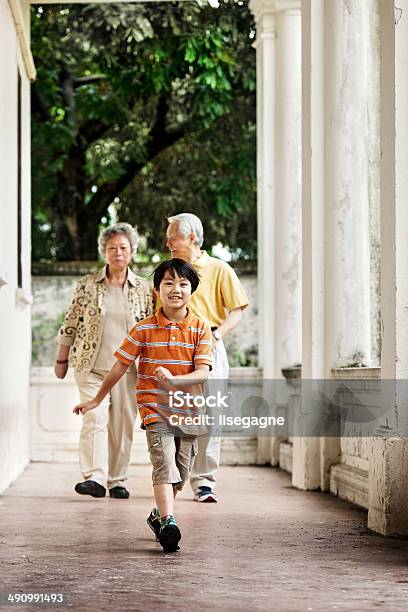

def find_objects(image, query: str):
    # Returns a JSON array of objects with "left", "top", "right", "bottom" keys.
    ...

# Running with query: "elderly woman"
[{"left": 55, "top": 223, "right": 153, "bottom": 499}]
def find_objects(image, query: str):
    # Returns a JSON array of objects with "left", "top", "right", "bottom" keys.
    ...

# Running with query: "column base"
[
  {"left": 368, "top": 436, "right": 408, "bottom": 536},
  {"left": 330, "top": 463, "right": 369, "bottom": 509},
  {"left": 279, "top": 441, "right": 293, "bottom": 473},
  {"left": 256, "top": 437, "right": 272, "bottom": 465},
  {"left": 291, "top": 437, "right": 320, "bottom": 490}
]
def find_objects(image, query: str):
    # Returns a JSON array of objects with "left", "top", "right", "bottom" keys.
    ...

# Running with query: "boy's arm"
[
  {"left": 155, "top": 364, "right": 210, "bottom": 389},
  {"left": 73, "top": 360, "right": 129, "bottom": 414},
  {"left": 155, "top": 322, "right": 212, "bottom": 389}
]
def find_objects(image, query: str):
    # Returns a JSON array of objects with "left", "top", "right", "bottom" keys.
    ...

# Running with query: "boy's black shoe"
[
  {"left": 158, "top": 516, "right": 181, "bottom": 553},
  {"left": 147, "top": 509, "right": 161, "bottom": 542},
  {"left": 75, "top": 480, "right": 106, "bottom": 498},
  {"left": 109, "top": 486, "right": 129, "bottom": 499}
]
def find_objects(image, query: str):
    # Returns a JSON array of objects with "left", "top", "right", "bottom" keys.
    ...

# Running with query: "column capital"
[{"left": 250, "top": 0, "right": 300, "bottom": 23}]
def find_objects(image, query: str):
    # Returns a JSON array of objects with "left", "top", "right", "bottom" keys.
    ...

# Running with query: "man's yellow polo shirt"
[
  {"left": 157, "top": 251, "right": 249, "bottom": 328},
  {"left": 190, "top": 251, "right": 249, "bottom": 327}
]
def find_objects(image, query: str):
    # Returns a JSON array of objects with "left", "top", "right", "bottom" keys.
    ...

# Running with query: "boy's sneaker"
[
  {"left": 158, "top": 516, "right": 181, "bottom": 553},
  {"left": 147, "top": 508, "right": 161, "bottom": 542},
  {"left": 193, "top": 486, "right": 219, "bottom": 503}
]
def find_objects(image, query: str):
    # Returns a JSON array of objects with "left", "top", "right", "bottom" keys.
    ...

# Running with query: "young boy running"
[{"left": 73, "top": 258, "right": 212, "bottom": 553}]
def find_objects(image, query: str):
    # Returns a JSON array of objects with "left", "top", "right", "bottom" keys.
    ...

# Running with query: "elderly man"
[{"left": 165, "top": 213, "right": 249, "bottom": 502}]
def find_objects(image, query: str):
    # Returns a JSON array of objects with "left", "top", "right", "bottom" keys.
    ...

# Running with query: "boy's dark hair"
[{"left": 153, "top": 258, "right": 200, "bottom": 293}]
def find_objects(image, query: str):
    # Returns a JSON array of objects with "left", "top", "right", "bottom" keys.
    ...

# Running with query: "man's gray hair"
[
  {"left": 98, "top": 222, "right": 139, "bottom": 257},
  {"left": 167, "top": 213, "right": 204, "bottom": 247}
]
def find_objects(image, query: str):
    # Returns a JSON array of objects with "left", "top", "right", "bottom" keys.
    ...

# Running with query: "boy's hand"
[
  {"left": 73, "top": 399, "right": 99, "bottom": 415},
  {"left": 154, "top": 367, "right": 174, "bottom": 389}
]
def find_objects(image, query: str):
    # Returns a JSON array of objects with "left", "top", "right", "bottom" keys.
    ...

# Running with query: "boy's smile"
[{"left": 156, "top": 270, "right": 192, "bottom": 320}]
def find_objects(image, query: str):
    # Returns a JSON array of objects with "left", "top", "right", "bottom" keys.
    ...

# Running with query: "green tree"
[{"left": 31, "top": 1, "right": 256, "bottom": 261}]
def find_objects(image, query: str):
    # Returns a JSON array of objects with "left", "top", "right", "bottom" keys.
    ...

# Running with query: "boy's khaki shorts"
[{"left": 145, "top": 422, "right": 198, "bottom": 491}]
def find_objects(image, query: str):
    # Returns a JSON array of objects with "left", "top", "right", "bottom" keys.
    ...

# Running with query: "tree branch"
[
  {"left": 74, "top": 75, "right": 108, "bottom": 87},
  {"left": 79, "top": 119, "right": 111, "bottom": 145},
  {"left": 82, "top": 95, "right": 188, "bottom": 220},
  {"left": 60, "top": 65, "right": 76, "bottom": 128}
]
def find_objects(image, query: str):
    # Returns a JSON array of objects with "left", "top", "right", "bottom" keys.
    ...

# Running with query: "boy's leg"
[
  {"left": 106, "top": 368, "right": 137, "bottom": 494},
  {"left": 148, "top": 486, "right": 178, "bottom": 541},
  {"left": 175, "top": 435, "right": 199, "bottom": 490},
  {"left": 75, "top": 369, "right": 110, "bottom": 491},
  {"left": 153, "top": 483, "right": 174, "bottom": 518},
  {"left": 153, "top": 434, "right": 197, "bottom": 550},
  {"left": 146, "top": 423, "right": 182, "bottom": 551}
]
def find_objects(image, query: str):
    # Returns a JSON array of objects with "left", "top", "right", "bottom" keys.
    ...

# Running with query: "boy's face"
[{"left": 156, "top": 270, "right": 192, "bottom": 310}]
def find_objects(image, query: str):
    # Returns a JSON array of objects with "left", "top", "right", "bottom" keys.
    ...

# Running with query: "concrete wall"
[
  {"left": 31, "top": 268, "right": 258, "bottom": 368},
  {"left": 30, "top": 366, "right": 261, "bottom": 465},
  {"left": 0, "top": 1, "right": 32, "bottom": 493}
]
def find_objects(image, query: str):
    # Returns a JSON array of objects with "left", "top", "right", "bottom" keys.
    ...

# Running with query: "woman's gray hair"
[
  {"left": 167, "top": 213, "right": 204, "bottom": 247},
  {"left": 98, "top": 222, "right": 139, "bottom": 258}
]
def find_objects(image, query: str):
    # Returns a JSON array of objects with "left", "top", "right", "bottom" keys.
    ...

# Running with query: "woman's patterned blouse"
[{"left": 57, "top": 266, "right": 154, "bottom": 373}]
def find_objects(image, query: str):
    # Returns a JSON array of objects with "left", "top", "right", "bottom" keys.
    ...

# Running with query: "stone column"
[
  {"left": 368, "top": 0, "right": 408, "bottom": 536},
  {"left": 273, "top": 1, "right": 302, "bottom": 466},
  {"left": 274, "top": 3, "right": 302, "bottom": 375},
  {"left": 292, "top": 0, "right": 324, "bottom": 490},
  {"left": 250, "top": 0, "right": 277, "bottom": 465},
  {"left": 250, "top": 0, "right": 277, "bottom": 381},
  {"left": 295, "top": 0, "right": 373, "bottom": 491},
  {"left": 250, "top": 0, "right": 302, "bottom": 465},
  {"left": 324, "top": 0, "right": 372, "bottom": 373},
  {"left": 322, "top": 0, "right": 372, "bottom": 490}
]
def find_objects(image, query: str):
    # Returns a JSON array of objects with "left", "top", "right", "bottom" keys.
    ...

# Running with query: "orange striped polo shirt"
[{"left": 114, "top": 307, "right": 212, "bottom": 426}]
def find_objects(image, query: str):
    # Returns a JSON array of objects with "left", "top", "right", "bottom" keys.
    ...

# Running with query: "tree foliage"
[{"left": 31, "top": 1, "right": 256, "bottom": 261}]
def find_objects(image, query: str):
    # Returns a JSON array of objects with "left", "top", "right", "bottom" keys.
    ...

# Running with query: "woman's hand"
[
  {"left": 73, "top": 399, "right": 99, "bottom": 415},
  {"left": 54, "top": 362, "right": 69, "bottom": 379}
]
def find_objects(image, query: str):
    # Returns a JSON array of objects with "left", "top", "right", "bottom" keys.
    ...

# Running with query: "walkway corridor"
[{"left": 1, "top": 464, "right": 408, "bottom": 611}]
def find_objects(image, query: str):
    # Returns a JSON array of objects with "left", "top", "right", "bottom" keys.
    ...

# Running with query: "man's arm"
[
  {"left": 213, "top": 306, "right": 244, "bottom": 341},
  {"left": 73, "top": 360, "right": 129, "bottom": 414}
]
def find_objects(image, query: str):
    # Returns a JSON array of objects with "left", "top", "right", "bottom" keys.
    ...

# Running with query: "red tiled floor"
[{"left": 1, "top": 463, "right": 408, "bottom": 611}]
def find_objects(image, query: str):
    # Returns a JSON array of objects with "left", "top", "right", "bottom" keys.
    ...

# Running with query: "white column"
[
  {"left": 273, "top": 2, "right": 302, "bottom": 468},
  {"left": 250, "top": 0, "right": 277, "bottom": 380},
  {"left": 368, "top": 0, "right": 408, "bottom": 536},
  {"left": 324, "top": 0, "right": 372, "bottom": 372},
  {"left": 250, "top": 0, "right": 277, "bottom": 465},
  {"left": 301, "top": 0, "right": 325, "bottom": 383},
  {"left": 295, "top": 0, "right": 373, "bottom": 491},
  {"left": 322, "top": 0, "right": 372, "bottom": 490},
  {"left": 250, "top": 0, "right": 302, "bottom": 465},
  {"left": 250, "top": 0, "right": 301, "bottom": 380},
  {"left": 292, "top": 0, "right": 324, "bottom": 490},
  {"left": 275, "top": 4, "right": 302, "bottom": 373},
  {"left": 367, "top": 2, "right": 381, "bottom": 367}
]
